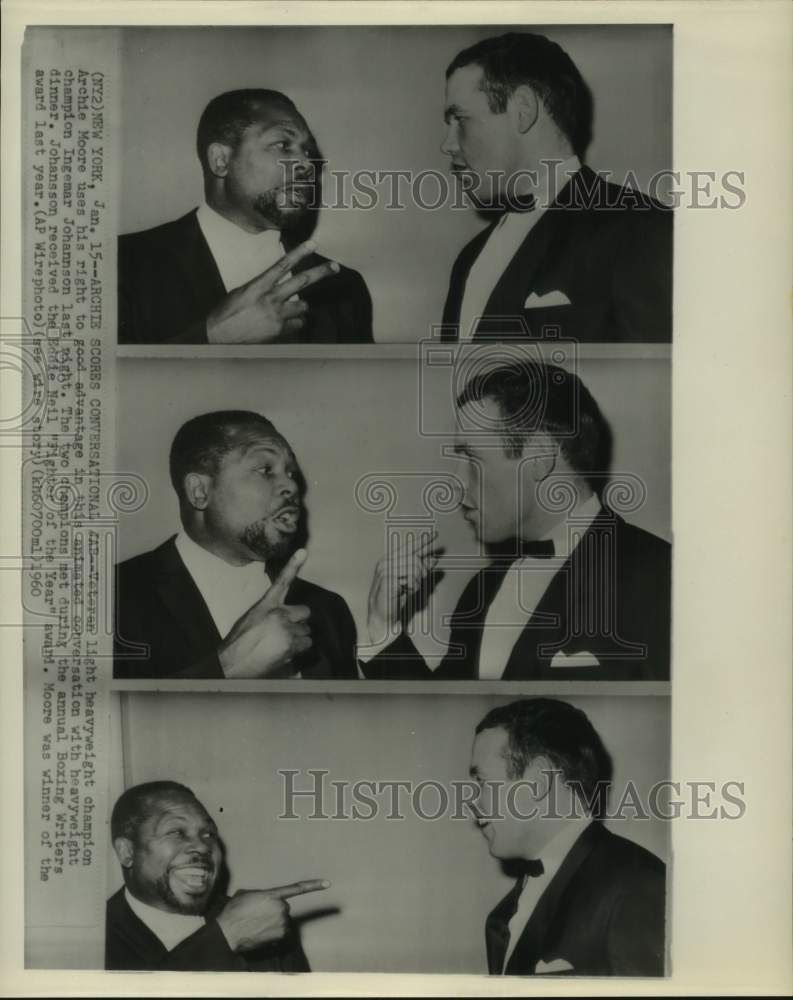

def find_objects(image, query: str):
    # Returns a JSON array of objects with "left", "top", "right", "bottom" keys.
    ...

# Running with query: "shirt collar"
[
  {"left": 175, "top": 530, "right": 267, "bottom": 588},
  {"left": 197, "top": 200, "right": 282, "bottom": 249},
  {"left": 124, "top": 887, "right": 205, "bottom": 951},
  {"left": 534, "top": 816, "right": 593, "bottom": 883}
]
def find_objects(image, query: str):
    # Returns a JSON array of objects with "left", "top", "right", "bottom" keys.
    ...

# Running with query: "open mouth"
[
  {"left": 170, "top": 864, "right": 213, "bottom": 894},
  {"left": 272, "top": 506, "right": 300, "bottom": 533}
]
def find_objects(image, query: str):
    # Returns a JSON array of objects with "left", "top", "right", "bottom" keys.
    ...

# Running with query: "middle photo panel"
[{"left": 114, "top": 347, "right": 671, "bottom": 684}]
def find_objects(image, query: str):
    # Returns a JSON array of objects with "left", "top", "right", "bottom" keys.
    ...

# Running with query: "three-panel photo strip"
[{"left": 108, "top": 23, "right": 672, "bottom": 977}]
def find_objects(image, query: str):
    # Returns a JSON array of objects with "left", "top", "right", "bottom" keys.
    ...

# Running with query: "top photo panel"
[{"left": 118, "top": 24, "right": 673, "bottom": 347}]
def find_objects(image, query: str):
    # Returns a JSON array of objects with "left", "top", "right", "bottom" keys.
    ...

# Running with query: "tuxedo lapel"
[
  {"left": 485, "top": 877, "right": 525, "bottom": 974},
  {"left": 108, "top": 890, "right": 170, "bottom": 965},
  {"left": 505, "top": 822, "right": 603, "bottom": 975},
  {"left": 171, "top": 211, "right": 226, "bottom": 316},
  {"left": 435, "top": 563, "right": 513, "bottom": 679},
  {"left": 442, "top": 224, "right": 495, "bottom": 338},
  {"left": 151, "top": 537, "right": 221, "bottom": 654}
]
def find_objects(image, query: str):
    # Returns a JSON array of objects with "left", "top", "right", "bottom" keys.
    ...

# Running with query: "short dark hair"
[
  {"left": 169, "top": 410, "right": 287, "bottom": 503},
  {"left": 455, "top": 361, "right": 612, "bottom": 489},
  {"left": 446, "top": 32, "right": 593, "bottom": 157},
  {"left": 196, "top": 88, "right": 311, "bottom": 172},
  {"left": 476, "top": 698, "right": 613, "bottom": 817},
  {"left": 111, "top": 780, "right": 200, "bottom": 843}
]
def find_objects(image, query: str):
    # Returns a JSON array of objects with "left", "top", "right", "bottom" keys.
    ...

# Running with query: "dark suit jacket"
[
  {"left": 118, "top": 209, "right": 373, "bottom": 344},
  {"left": 442, "top": 166, "right": 672, "bottom": 343},
  {"left": 362, "top": 511, "right": 670, "bottom": 681},
  {"left": 486, "top": 823, "right": 666, "bottom": 977},
  {"left": 114, "top": 536, "right": 358, "bottom": 680},
  {"left": 105, "top": 887, "right": 309, "bottom": 972}
]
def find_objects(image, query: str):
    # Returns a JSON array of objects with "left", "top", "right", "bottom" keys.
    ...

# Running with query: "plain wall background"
[
  {"left": 119, "top": 24, "right": 672, "bottom": 341},
  {"left": 116, "top": 355, "right": 670, "bottom": 655},
  {"left": 108, "top": 691, "right": 670, "bottom": 974}
]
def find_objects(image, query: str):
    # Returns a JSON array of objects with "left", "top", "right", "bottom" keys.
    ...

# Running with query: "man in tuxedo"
[
  {"left": 470, "top": 699, "right": 666, "bottom": 976},
  {"left": 114, "top": 410, "right": 359, "bottom": 679},
  {"left": 361, "top": 361, "right": 670, "bottom": 680},
  {"left": 106, "top": 780, "right": 328, "bottom": 971},
  {"left": 440, "top": 32, "right": 672, "bottom": 343},
  {"left": 119, "top": 89, "right": 373, "bottom": 344}
]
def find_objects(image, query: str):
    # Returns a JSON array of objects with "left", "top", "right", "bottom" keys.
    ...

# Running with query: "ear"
[
  {"left": 113, "top": 836, "right": 135, "bottom": 869},
  {"left": 522, "top": 755, "right": 558, "bottom": 801},
  {"left": 525, "top": 433, "right": 559, "bottom": 483},
  {"left": 206, "top": 141, "right": 233, "bottom": 178},
  {"left": 511, "top": 84, "right": 540, "bottom": 135},
  {"left": 183, "top": 472, "right": 212, "bottom": 511}
]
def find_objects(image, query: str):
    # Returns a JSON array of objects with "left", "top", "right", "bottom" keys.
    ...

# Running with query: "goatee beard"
[
  {"left": 253, "top": 190, "right": 312, "bottom": 231},
  {"left": 155, "top": 874, "right": 211, "bottom": 916}
]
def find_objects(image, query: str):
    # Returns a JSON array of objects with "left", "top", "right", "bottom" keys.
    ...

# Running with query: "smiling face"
[
  {"left": 221, "top": 105, "right": 317, "bottom": 232},
  {"left": 116, "top": 792, "right": 222, "bottom": 915},
  {"left": 470, "top": 726, "right": 540, "bottom": 861},
  {"left": 442, "top": 64, "right": 525, "bottom": 208},
  {"left": 199, "top": 430, "right": 304, "bottom": 566}
]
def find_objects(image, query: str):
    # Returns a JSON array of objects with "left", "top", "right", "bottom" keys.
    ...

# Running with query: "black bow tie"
[
  {"left": 487, "top": 538, "right": 555, "bottom": 562},
  {"left": 506, "top": 857, "right": 545, "bottom": 880}
]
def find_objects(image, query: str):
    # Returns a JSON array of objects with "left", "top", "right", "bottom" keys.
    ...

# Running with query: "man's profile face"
[
  {"left": 202, "top": 430, "right": 304, "bottom": 565},
  {"left": 224, "top": 105, "right": 318, "bottom": 231},
  {"left": 119, "top": 793, "right": 222, "bottom": 915},
  {"left": 442, "top": 64, "right": 523, "bottom": 208},
  {"left": 469, "top": 727, "right": 539, "bottom": 861},
  {"left": 454, "top": 398, "right": 535, "bottom": 544}
]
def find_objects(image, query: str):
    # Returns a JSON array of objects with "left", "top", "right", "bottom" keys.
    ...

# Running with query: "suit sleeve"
[
  {"left": 610, "top": 206, "right": 673, "bottom": 343},
  {"left": 360, "top": 631, "right": 435, "bottom": 680},
  {"left": 153, "top": 921, "right": 249, "bottom": 972}
]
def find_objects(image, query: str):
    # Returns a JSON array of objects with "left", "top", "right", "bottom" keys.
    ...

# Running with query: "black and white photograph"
[
  {"left": 116, "top": 24, "right": 672, "bottom": 345},
  {"left": 103, "top": 691, "right": 670, "bottom": 975},
  {"left": 113, "top": 350, "right": 671, "bottom": 681},
  {"left": 8, "top": 3, "right": 791, "bottom": 997}
]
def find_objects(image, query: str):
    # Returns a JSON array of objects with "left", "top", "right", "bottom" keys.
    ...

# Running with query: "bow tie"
[
  {"left": 487, "top": 538, "right": 555, "bottom": 562},
  {"left": 505, "top": 857, "right": 545, "bottom": 880}
]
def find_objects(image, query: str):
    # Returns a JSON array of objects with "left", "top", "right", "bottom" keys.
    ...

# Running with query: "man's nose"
[
  {"left": 277, "top": 475, "right": 299, "bottom": 499},
  {"left": 185, "top": 835, "right": 210, "bottom": 856},
  {"left": 440, "top": 123, "right": 459, "bottom": 157}
]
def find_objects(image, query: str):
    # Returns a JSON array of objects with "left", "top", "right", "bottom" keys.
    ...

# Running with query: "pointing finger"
[
  {"left": 264, "top": 548, "right": 308, "bottom": 607},
  {"left": 266, "top": 878, "right": 331, "bottom": 900},
  {"left": 246, "top": 240, "right": 318, "bottom": 295}
]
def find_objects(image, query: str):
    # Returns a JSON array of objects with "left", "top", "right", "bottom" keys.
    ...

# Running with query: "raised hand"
[
  {"left": 206, "top": 241, "right": 339, "bottom": 344},
  {"left": 367, "top": 531, "right": 443, "bottom": 642},
  {"left": 218, "top": 549, "right": 312, "bottom": 678}
]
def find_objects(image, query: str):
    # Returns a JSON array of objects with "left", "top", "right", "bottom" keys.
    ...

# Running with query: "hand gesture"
[
  {"left": 206, "top": 241, "right": 339, "bottom": 344},
  {"left": 218, "top": 549, "right": 312, "bottom": 678},
  {"left": 216, "top": 879, "right": 330, "bottom": 953}
]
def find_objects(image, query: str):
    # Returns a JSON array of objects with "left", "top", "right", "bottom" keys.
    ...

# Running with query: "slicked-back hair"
[
  {"left": 446, "top": 32, "right": 593, "bottom": 157},
  {"left": 111, "top": 780, "right": 201, "bottom": 843},
  {"left": 169, "top": 410, "right": 291, "bottom": 504},
  {"left": 196, "top": 88, "right": 318, "bottom": 172},
  {"left": 455, "top": 361, "right": 612, "bottom": 490},
  {"left": 476, "top": 698, "right": 613, "bottom": 818}
]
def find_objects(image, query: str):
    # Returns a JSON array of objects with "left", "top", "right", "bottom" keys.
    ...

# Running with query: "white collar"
[
  {"left": 197, "top": 200, "right": 282, "bottom": 248},
  {"left": 175, "top": 530, "right": 267, "bottom": 584},
  {"left": 124, "top": 887, "right": 205, "bottom": 952},
  {"left": 196, "top": 201, "right": 285, "bottom": 292}
]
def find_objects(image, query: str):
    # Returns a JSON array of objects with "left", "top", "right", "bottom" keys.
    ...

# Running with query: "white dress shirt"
[
  {"left": 478, "top": 493, "right": 601, "bottom": 680},
  {"left": 458, "top": 156, "right": 581, "bottom": 341},
  {"left": 503, "top": 816, "right": 594, "bottom": 971},
  {"left": 124, "top": 888, "right": 205, "bottom": 952},
  {"left": 196, "top": 201, "right": 287, "bottom": 293},
  {"left": 175, "top": 531, "right": 272, "bottom": 639}
]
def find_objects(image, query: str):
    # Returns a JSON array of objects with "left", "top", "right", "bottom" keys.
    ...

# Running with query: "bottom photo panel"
[{"left": 107, "top": 691, "right": 670, "bottom": 978}]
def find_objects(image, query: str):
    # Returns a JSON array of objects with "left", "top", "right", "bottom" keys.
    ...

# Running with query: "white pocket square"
[
  {"left": 534, "top": 958, "right": 575, "bottom": 975},
  {"left": 524, "top": 289, "right": 571, "bottom": 308},
  {"left": 550, "top": 649, "right": 600, "bottom": 669}
]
